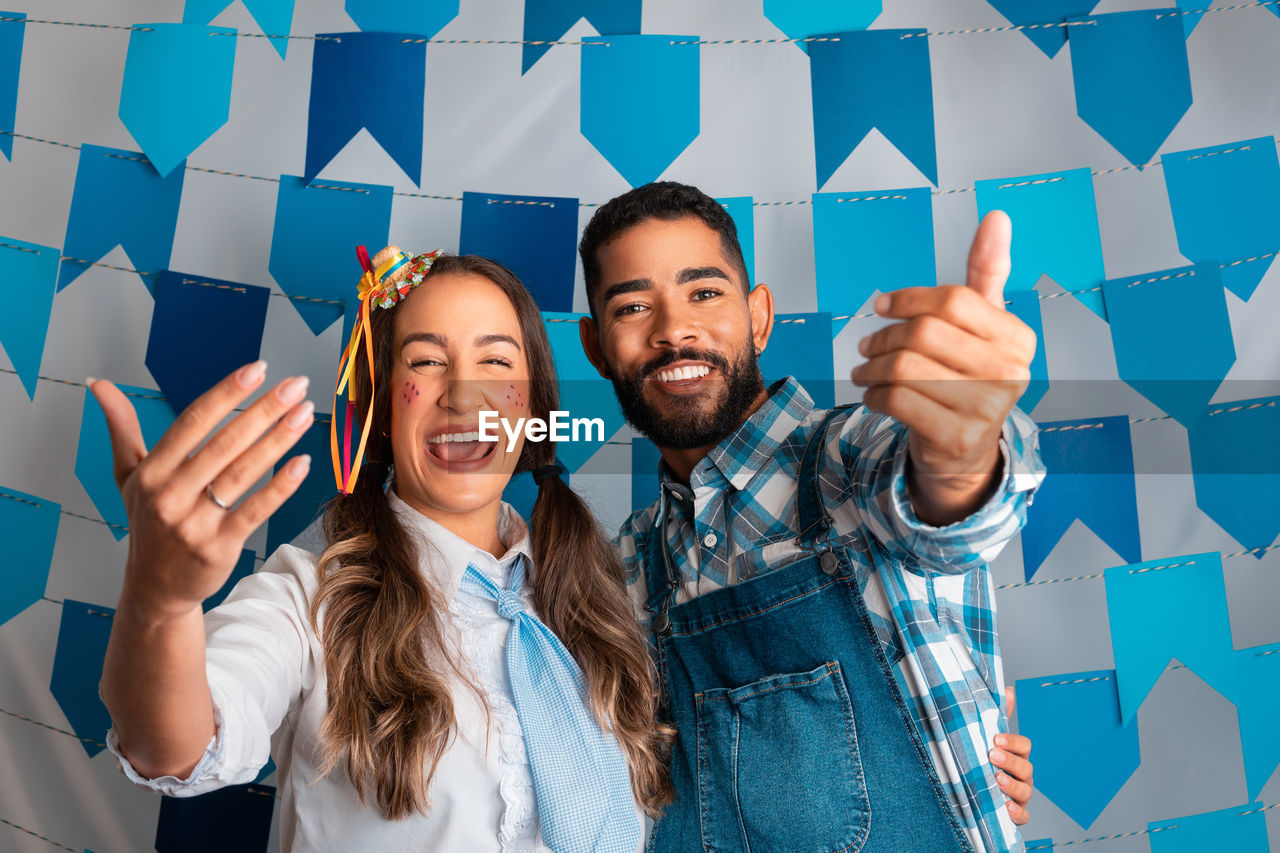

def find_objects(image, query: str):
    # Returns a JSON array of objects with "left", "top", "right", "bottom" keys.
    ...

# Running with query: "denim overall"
[{"left": 644, "top": 409, "right": 974, "bottom": 853}]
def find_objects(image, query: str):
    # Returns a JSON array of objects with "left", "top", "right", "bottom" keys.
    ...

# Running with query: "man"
[{"left": 577, "top": 182, "right": 1045, "bottom": 853}]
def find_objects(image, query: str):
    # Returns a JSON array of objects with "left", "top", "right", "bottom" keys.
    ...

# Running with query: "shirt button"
[{"left": 703, "top": 533, "right": 718, "bottom": 548}]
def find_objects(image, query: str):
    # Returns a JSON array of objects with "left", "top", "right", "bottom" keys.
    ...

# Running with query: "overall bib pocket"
[{"left": 694, "top": 662, "right": 869, "bottom": 853}]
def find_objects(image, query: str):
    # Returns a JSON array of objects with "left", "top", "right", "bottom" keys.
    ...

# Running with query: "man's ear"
[
  {"left": 578, "top": 316, "right": 612, "bottom": 379},
  {"left": 747, "top": 282, "right": 775, "bottom": 354}
]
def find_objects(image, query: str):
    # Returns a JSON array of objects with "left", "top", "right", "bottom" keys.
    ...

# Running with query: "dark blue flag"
[{"left": 459, "top": 191, "right": 578, "bottom": 312}]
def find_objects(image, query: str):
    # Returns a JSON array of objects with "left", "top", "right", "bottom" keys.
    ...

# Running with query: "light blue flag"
[
  {"left": 762, "top": 313, "right": 834, "bottom": 410},
  {"left": 147, "top": 271, "right": 270, "bottom": 415},
  {"left": 1067, "top": 9, "right": 1193, "bottom": 168},
  {"left": 119, "top": 24, "right": 236, "bottom": 178},
  {"left": 521, "top": 0, "right": 640, "bottom": 74},
  {"left": 184, "top": 0, "right": 294, "bottom": 58},
  {"left": 0, "top": 237, "right": 58, "bottom": 399},
  {"left": 717, "top": 196, "right": 755, "bottom": 286},
  {"left": 1103, "top": 263, "right": 1235, "bottom": 427},
  {"left": 1188, "top": 395, "right": 1280, "bottom": 556},
  {"left": 1020, "top": 415, "right": 1140, "bottom": 581},
  {"left": 1015, "top": 670, "right": 1140, "bottom": 828},
  {"left": 1025, "top": 842, "right": 1054, "bottom": 852},
  {"left": 1224, "top": 642, "right": 1280, "bottom": 800},
  {"left": 75, "top": 384, "right": 175, "bottom": 541},
  {"left": 58, "top": 144, "right": 185, "bottom": 293},
  {"left": 459, "top": 191, "right": 578, "bottom": 312},
  {"left": 0, "top": 486, "right": 58, "bottom": 626},
  {"left": 345, "top": 0, "right": 457, "bottom": 39},
  {"left": 542, "top": 311, "right": 626, "bottom": 473},
  {"left": 813, "top": 188, "right": 935, "bottom": 337},
  {"left": 50, "top": 600, "right": 114, "bottom": 757},
  {"left": 1162, "top": 137, "right": 1280, "bottom": 301},
  {"left": 984, "top": 1, "right": 1098, "bottom": 58},
  {"left": 1104, "top": 551, "right": 1236, "bottom": 723},
  {"left": 762, "top": 0, "right": 881, "bottom": 53},
  {"left": 810, "top": 29, "right": 936, "bottom": 188},
  {"left": 268, "top": 175, "right": 393, "bottom": 335},
  {"left": 975, "top": 167, "right": 1107, "bottom": 320},
  {"left": 1148, "top": 802, "right": 1271, "bottom": 852},
  {"left": 306, "top": 32, "right": 426, "bottom": 186},
  {"left": 0, "top": 11, "right": 24, "bottom": 160},
  {"left": 631, "top": 437, "right": 661, "bottom": 514},
  {"left": 1006, "top": 290, "right": 1048, "bottom": 414},
  {"left": 580, "top": 35, "right": 700, "bottom": 187}
]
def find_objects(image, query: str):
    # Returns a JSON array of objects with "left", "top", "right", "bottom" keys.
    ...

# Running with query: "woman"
[{"left": 95, "top": 250, "right": 671, "bottom": 851}]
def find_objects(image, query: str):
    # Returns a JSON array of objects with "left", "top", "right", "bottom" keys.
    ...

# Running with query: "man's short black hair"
[{"left": 578, "top": 181, "right": 750, "bottom": 319}]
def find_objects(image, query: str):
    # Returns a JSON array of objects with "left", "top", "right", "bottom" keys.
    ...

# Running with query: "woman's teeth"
[
  {"left": 428, "top": 430, "right": 483, "bottom": 443},
  {"left": 657, "top": 365, "right": 711, "bottom": 383}
]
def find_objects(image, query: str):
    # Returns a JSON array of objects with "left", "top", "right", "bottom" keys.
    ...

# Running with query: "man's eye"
[
  {"left": 614, "top": 303, "right": 647, "bottom": 317},
  {"left": 692, "top": 288, "right": 722, "bottom": 301}
]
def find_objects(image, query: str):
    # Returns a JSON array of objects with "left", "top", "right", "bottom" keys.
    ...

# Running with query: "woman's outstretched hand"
[{"left": 90, "top": 361, "right": 314, "bottom": 617}]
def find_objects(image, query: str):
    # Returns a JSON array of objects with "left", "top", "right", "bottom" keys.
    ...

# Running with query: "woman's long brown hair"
[{"left": 311, "top": 254, "right": 673, "bottom": 820}]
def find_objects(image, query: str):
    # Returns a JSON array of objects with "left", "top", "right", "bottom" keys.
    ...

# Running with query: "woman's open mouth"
[{"left": 426, "top": 430, "right": 498, "bottom": 468}]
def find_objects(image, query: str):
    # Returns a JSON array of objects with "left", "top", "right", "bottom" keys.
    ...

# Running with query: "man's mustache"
[{"left": 634, "top": 348, "right": 732, "bottom": 382}]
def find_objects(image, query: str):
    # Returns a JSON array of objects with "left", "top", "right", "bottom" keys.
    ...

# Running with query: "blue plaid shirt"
[{"left": 616, "top": 377, "right": 1045, "bottom": 853}]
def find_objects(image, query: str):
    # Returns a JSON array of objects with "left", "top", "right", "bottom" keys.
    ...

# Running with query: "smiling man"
[{"left": 578, "top": 182, "right": 1046, "bottom": 853}]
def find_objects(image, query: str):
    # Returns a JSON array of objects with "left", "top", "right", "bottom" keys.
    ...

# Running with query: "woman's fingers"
[
  {"left": 145, "top": 361, "right": 269, "bottom": 476},
  {"left": 222, "top": 454, "right": 312, "bottom": 541},
  {"left": 174, "top": 374, "right": 310, "bottom": 492},
  {"left": 996, "top": 771, "right": 1034, "bottom": 810},
  {"left": 88, "top": 379, "right": 148, "bottom": 491},
  {"left": 205, "top": 400, "right": 315, "bottom": 507},
  {"left": 1006, "top": 800, "right": 1030, "bottom": 826}
]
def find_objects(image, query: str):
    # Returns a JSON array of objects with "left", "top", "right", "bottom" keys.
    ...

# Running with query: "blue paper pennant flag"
[
  {"left": 0, "top": 11, "right": 24, "bottom": 160},
  {"left": 975, "top": 167, "right": 1107, "bottom": 320},
  {"left": 580, "top": 35, "right": 700, "bottom": 187},
  {"left": 265, "top": 419, "right": 337, "bottom": 556},
  {"left": 1005, "top": 290, "right": 1049, "bottom": 414},
  {"left": 146, "top": 271, "right": 270, "bottom": 415},
  {"left": 543, "top": 311, "right": 626, "bottom": 473},
  {"left": 1103, "top": 263, "right": 1235, "bottom": 427},
  {"left": 58, "top": 144, "right": 185, "bottom": 293},
  {"left": 0, "top": 485, "right": 59, "bottom": 626},
  {"left": 119, "top": 24, "right": 237, "bottom": 178},
  {"left": 762, "top": 0, "right": 881, "bottom": 54},
  {"left": 809, "top": 29, "right": 936, "bottom": 187},
  {"left": 762, "top": 313, "right": 835, "bottom": 410},
  {"left": 1015, "top": 669, "right": 1140, "bottom": 828},
  {"left": 50, "top": 600, "right": 115, "bottom": 758},
  {"left": 459, "top": 191, "right": 578, "bottom": 312},
  {"left": 1162, "top": 137, "right": 1280, "bottom": 302},
  {"left": 1104, "top": 551, "right": 1236, "bottom": 723},
  {"left": 156, "top": 783, "right": 277, "bottom": 853},
  {"left": 345, "top": 0, "right": 458, "bottom": 39},
  {"left": 1148, "top": 802, "right": 1271, "bottom": 852},
  {"left": 0, "top": 237, "right": 59, "bottom": 399},
  {"left": 521, "top": 0, "right": 640, "bottom": 74},
  {"left": 813, "top": 188, "right": 934, "bottom": 337},
  {"left": 1188, "top": 395, "right": 1280, "bottom": 556},
  {"left": 717, "top": 196, "right": 755, "bottom": 286},
  {"left": 1020, "top": 415, "right": 1141, "bottom": 580},
  {"left": 268, "top": 175, "right": 393, "bottom": 335},
  {"left": 306, "top": 31, "right": 426, "bottom": 185},
  {"left": 184, "top": 0, "right": 294, "bottom": 59},
  {"left": 1067, "top": 9, "right": 1193, "bottom": 168},
  {"left": 984, "top": 1, "right": 1099, "bottom": 58}
]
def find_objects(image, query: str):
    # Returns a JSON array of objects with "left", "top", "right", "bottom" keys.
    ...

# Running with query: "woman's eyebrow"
[
  {"left": 474, "top": 334, "right": 521, "bottom": 351},
  {"left": 400, "top": 332, "right": 447, "bottom": 351}
]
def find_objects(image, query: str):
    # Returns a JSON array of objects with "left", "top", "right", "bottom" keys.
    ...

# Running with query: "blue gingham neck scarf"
[{"left": 458, "top": 555, "right": 641, "bottom": 853}]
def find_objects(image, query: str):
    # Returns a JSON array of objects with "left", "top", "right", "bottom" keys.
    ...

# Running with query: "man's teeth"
[
  {"left": 428, "top": 431, "right": 482, "bottom": 443},
  {"left": 657, "top": 365, "right": 711, "bottom": 383}
]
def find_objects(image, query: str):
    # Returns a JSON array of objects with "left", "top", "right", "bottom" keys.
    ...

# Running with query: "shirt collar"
[
  {"left": 387, "top": 489, "right": 533, "bottom": 598},
  {"left": 656, "top": 376, "right": 815, "bottom": 494}
]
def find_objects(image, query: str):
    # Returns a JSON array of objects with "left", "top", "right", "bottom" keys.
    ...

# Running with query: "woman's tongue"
[{"left": 431, "top": 439, "right": 491, "bottom": 463}]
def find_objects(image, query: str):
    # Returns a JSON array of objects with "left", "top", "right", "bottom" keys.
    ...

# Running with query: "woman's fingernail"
[
  {"left": 238, "top": 360, "right": 267, "bottom": 388},
  {"left": 286, "top": 400, "right": 314, "bottom": 429},
  {"left": 995, "top": 734, "right": 1007, "bottom": 747},
  {"left": 997, "top": 774, "right": 1010, "bottom": 788},
  {"left": 277, "top": 375, "right": 310, "bottom": 404},
  {"left": 990, "top": 748, "right": 1007, "bottom": 763},
  {"left": 286, "top": 454, "right": 311, "bottom": 481},
  {"left": 874, "top": 293, "right": 891, "bottom": 315}
]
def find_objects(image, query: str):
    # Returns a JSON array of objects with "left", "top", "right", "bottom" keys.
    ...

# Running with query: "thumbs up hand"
[{"left": 849, "top": 210, "right": 1038, "bottom": 525}]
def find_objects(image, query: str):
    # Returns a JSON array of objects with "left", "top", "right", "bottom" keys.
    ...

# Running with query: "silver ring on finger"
[{"left": 205, "top": 483, "right": 232, "bottom": 511}]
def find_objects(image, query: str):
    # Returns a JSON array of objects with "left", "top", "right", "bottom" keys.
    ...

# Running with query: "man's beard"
[{"left": 609, "top": 344, "right": 766, "bottom": 450}]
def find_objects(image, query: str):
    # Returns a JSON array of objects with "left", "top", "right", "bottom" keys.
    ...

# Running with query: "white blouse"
[{"left": 106, "top": 493, "right": 645, "bottom": 853}]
